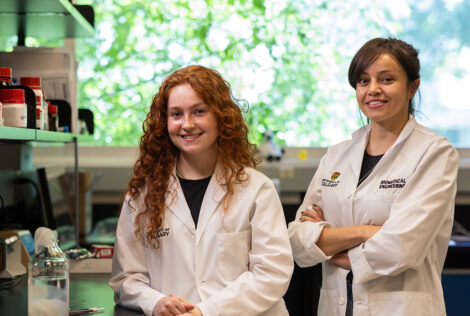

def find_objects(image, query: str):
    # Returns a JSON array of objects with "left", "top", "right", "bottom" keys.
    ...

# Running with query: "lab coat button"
[{"left": 338, "top": 297, "right": 345, "bottom": 305}]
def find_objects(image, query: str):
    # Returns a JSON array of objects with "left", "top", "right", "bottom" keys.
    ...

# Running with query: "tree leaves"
[{"left": 69, "top": 0, "right": 468, "bottom": 146}]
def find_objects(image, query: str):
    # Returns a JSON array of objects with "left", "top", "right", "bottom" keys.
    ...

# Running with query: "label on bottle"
[
  {"left": 36, "top": 107, "right": 43, "bottom": 130},
  {"left": 2, "top": 102, "right": 27, "bottom": 128}
]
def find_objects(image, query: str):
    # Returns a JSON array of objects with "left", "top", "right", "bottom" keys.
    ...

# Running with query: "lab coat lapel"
[
  {"left": 388, "top": 115, "right": 416, "bottom": 150},
  {"left": 349, "top": 125, "right": 370, "bottom": 183},
  {"left": 351, "top": 116, "right": 416, "bottom": 188},
  {"left": 167, "top": 169, "right": 196, "bottom": 232},
  {"left": 196, "top": 163, "right": 226, "bottom": 243}
]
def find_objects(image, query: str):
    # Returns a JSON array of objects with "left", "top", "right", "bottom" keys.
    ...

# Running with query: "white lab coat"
[
  {"left": 110, "top": 164, "right": 294, "bottom": 316},
  {"left": 288, "top": 116, "right": 459, "bottom": 316}
]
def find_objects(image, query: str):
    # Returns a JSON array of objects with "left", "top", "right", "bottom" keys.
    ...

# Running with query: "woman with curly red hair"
[{"left": 110, "top": 65, "right": 293, "bottom": 316}]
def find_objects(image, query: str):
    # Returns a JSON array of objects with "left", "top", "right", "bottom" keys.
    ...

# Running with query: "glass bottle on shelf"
[{"left": 48, "top": 102, "right": 59, "bottom": 131}]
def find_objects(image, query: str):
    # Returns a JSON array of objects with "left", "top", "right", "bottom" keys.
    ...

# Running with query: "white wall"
[{"left": 33, "top": 145, "right": 470, "bottom": 205}]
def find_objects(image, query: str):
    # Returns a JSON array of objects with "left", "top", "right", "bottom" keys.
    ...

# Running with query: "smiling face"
[
  {"left": 167, "top": 84, "right": 219, "bottom": 161},
  {"left": 356, "top": 53, "right": 419, "bottom": 128}
]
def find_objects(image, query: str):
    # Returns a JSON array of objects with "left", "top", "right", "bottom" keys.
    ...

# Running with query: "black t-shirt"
[
  {"left": 358, "top": 151, "right": 383, "bottom": 186},
  {"left": 178, "top": 175, "right": 211, "bottom": 228}
]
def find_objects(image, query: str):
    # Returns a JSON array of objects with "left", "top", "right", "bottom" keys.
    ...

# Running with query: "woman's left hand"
[
  {"left": 181, "top": 306, "right": 202, "bottom": 316},
  {"left": 300, "top": 204, "right": 325, "bottom": 223}
]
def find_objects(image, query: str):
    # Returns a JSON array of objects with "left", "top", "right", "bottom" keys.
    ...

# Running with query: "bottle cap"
[
  {"left": 0, "top": 89, "right": 25, "bottom": 103},
  {"left": 0, "top": 67, "right": 12, "bottom": 78},
  {"left": 20, "top": 77, "right": 41, "bottom": 89},
  {"left": 48, "top": 104, "right": 58, "bottom": 114}
]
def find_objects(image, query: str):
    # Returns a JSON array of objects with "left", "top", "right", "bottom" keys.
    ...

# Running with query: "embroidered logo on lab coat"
[
  {"left": 322, "top": 172, "right": 341, "bottom": 187},
  {"left": 331, "top": 172, "right": 340, "bottom": 180},
  {"left": 150, "top": 227, "right": 170, "bottom": 239},
  {"left": 379, "top": 178, "right": 406, "bottom": 189}
]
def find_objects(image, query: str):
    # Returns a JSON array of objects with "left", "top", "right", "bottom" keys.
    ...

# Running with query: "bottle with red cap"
[
  {"left": 0, "top": 89, "right": 27, "bottom": 128},
  {"left": 48, "top": 101, "right": 58, "bottom": 132},
  {"left": 42, "top": 89, "right": 48, "bottom": 130},
  {"left": 20, "top": 77, "right": 45, "bottom": 129},
  {"left": 35, "top": 95, "right": 43, "bottom": 130},
  {"left": 0, "top": 67, "right": 13, "bottom": 86}
]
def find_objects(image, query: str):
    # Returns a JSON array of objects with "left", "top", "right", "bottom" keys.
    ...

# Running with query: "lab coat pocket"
[
  {"left": 216, "top": 229, "right": 251, "bottom": 282},
  {"left": 318, "top": 289, "right": 338, "bottom": 316},
  {"left": 370, "top": 291, "right": 433, "bottom": 316},
  {"left": 358, "top": 194, "right": 396, "bottom": 225}
]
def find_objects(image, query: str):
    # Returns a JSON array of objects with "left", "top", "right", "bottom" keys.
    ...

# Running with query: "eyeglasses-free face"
[
  {"left": 356, "top": 53, "right": 419, "bottom": 128},
  {"left": 167, "top": 84, "right": 219, "bottom": 162}
]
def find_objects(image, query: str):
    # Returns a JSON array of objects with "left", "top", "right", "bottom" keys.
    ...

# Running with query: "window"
[{"left": 2, "top": 0, "right": 469, "bottom": 147}]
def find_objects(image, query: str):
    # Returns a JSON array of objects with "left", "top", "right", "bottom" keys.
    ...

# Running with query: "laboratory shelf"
[
  {"left": 0, "top": 126, "right": 87, "bottom": 143},
  {"left": 0, "top": 0, "right": 94, "bottom": 40},
  {"left": 0, "top": 125, "right": 35, "bottom": 141},
  {"left": 36, "top": 129, "right": 75, "bottom": 142}
]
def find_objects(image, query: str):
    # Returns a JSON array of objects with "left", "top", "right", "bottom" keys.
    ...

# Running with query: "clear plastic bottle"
[{"left": 28, "top": 227, "right": 69, "bottom": 316}]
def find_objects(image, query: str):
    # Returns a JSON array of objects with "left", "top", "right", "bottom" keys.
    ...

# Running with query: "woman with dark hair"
[
  {"left": 110, "top": 65, "right": 293, "bottom": 316},
  {"left": 288, "top": 38, "right": 458, "bottom": 316}
]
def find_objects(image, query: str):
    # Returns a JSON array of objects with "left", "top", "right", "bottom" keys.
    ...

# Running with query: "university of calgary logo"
[
  {"left": 322, "top": 172, "right": 341, "bottom": 187},
  {"left": 331, "top": 172, "right": 340, "bottom": 181}
]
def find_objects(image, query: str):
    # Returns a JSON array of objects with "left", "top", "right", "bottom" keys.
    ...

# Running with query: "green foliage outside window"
[
  {"left": 1, "top": 0, "right": 469, "bottom": 147},
  {"left": 73, "top": 0, "right": 403, "bottom": 146}
]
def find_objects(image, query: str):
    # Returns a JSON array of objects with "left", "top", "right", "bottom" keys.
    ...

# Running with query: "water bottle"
[{"left": 28, "top": 227, "right": 69, "bottom": 316}]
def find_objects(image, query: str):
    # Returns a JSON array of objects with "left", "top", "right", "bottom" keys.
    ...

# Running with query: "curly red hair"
[{"left": 127, "top": 65, "right": 259, "bottom": 247}]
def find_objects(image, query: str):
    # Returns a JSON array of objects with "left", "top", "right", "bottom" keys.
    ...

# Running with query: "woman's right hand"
[{"left": 153, "top": 295, "right": 195, "bottom": 316}]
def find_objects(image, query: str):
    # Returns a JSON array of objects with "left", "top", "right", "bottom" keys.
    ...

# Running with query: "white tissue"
[{"left": 34, "top": 227, "right": 58, "bottom": 255}]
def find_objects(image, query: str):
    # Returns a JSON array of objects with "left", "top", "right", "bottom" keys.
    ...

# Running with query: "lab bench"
[{"left": 0, "top": 273, "right": 142, "bottom": 316}]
